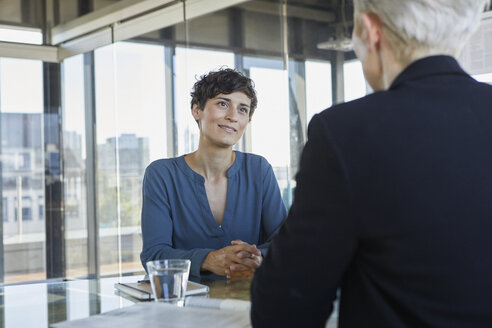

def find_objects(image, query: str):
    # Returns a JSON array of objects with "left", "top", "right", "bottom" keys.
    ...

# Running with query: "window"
[
  {"left": 13, "top": 197, "right": 32, "bottom": 221},
  {"left": 246, "top": 58, "right": 292, "bottom": 208},
  {"left": 19, "top": 153, "right": 31, "bottom": 170},
  {"left": 38, "top": 195, "right": 44, "bottom": 220},
  {"left": 0, "top": 57, "right": 46, "bottom": 283},
  {"left": 305, "top": 60, "right": 332, "bottom": 125},
  {"left": 21, "top": 196, "right": 32, "bottom": 221},
  {"left": 2, "top": 197, "right": 7, "bottom": 222},
  {"left": 344, "top": 60, "right": 368, "bottom": 101},
  {"left": 250, "top": 65, "right": 290, "bottom": 168},
  {"left": 473, "top": 73, "right": 492, "bottom": 84},
  {"left": 94, "top": 42, "right": 167, "bottom": 276},
  {"left": 62, "top": 54, "right": 88, "bottom": 278}
]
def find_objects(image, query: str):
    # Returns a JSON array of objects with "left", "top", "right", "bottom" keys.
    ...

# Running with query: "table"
[{"left": 0, "top": 275, "right": 252, "bottom": 328}]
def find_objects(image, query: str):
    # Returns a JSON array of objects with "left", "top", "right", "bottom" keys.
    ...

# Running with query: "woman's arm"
[
  {"left": 226, "top": 160, "right": 288, "bottom": 278},
  {"left": 140, "top": 164, "right": 215, "bottom": 277},
  {"left": 256, "top": 161, "right": 288, "bottom": 256}
]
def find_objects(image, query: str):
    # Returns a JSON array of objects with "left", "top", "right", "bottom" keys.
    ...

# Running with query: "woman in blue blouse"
[{"left": 140, "top": 68, "right": 287, "bottom": 279}]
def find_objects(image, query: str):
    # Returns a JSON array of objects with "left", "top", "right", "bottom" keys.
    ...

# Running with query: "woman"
[
  {"left": 140, "top": 68, "right": 287, "bottom": 279},
  {"left": 251, "top": 0, "right": 492, "bottom": 327}
]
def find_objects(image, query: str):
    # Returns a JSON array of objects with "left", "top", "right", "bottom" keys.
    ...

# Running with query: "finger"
[
  {"left": 235, "top": 243, "right": 261, "bottom": 256},
  {"left": 231, "top": 240, "right": 245, "bottom": 245},
  {"left": 229, "top": 272, "right": 252, "bottom": 279},
  {"left": 229, "top": 264, "right": 254, "bottom": 277},
  {"left": 229, "top": 263, "right": 251, "bottom": 272},
  {"left": 230, "top": 243, "right": 260, "bottom": 255},
  {"left": 236, "top": 251, "right": 253, "bottom": 259},
  {"left": 224, "top": 249, "right": 248, "bottom": 267},
  {"left": 251, "top": 245, "right": 261, "bottom": 256},
  {"left": 226, "top": 246, "right": 261, "bottom": 266},
  {"left": 228, "top": 268, "right": 254, "bottom": 279},
  {"left": 230, "top": 256, "right": 261, "bottom": 271},
  {"left": 236, "top": 249, "right": 261, "bottom": 259},
  {"left": 239, "top": 257, "right": 262, "bottom": 269}
]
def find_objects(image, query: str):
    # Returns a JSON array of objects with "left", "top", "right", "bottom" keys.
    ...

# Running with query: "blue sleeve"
[
  {"left": 140, "top": 164, "right": 214, "bottom": 277},
  {"left": 257, "top": 159, "right": 287, "bottom": 256}
]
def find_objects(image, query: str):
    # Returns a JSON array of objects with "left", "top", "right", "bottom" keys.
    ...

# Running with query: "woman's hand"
[
  {"left": 201, "top": 242, "right": 261, "bottom": 277},
  {"left": 225, "top": 240, "right": 263, "bottom": 279}
]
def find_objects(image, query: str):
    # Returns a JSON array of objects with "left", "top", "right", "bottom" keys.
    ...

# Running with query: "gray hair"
[{"left": 353, "top": 0, "right": 491, "bottom": 63}]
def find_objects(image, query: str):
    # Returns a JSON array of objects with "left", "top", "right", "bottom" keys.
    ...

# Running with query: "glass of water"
[{"left": 146, "top": 259, "right": 191, "bottom": 306}]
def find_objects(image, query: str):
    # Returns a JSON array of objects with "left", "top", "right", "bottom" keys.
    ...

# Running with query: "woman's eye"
[
  {"left": 239, "top": 107, "right": 248, "bottom": 113},
  {"left": 218, "top": 101, "right": 227, "bottom": 107}
]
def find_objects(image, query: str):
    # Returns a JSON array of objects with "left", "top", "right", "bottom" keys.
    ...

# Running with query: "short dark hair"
[{"left": 190, "top": 68, "right": 258, "bottom": 119}]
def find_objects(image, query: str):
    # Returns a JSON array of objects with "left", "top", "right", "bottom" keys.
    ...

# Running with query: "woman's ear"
[
  {"left": 360, "top": 12, "right": 383, "bottom": 52},
  {"left": 191, "top": 103, "right": 202, "bottom": 121}
]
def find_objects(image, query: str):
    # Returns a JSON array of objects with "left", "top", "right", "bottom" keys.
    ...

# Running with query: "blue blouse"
[{"left": 140, "top": 151, "right": 287, "bottom": 277}]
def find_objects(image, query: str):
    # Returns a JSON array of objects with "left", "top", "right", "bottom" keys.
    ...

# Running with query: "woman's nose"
[{"left": 226, "top": 108, "right": 238, "bottom": 121}]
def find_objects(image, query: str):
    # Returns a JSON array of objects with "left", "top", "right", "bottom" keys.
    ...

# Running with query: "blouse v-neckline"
[{"left": 177, "top": 152, "right": 242, "bottom": 229}]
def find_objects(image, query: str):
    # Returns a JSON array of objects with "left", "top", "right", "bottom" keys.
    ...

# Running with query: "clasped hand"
[{"left": 202, "top": 240, "right": 263, "bottom": 279}]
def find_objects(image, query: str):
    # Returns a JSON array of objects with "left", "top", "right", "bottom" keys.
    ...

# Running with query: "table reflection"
[
  {"left": 197, "top": 277, "right": 251, "bottom": 301},
  {"left": 0, "top": 275, "right": 253, "bottom": 328},
  {"left": 0, "top": 276, "right": 140, "bottom": 328}
]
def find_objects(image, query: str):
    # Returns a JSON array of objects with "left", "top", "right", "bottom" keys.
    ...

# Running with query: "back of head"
[{"left": 353, "top": 0, "right": 490, "bottom": 64}]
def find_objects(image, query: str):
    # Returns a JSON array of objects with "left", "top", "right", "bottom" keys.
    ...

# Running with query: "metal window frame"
[
  {"left": 83, "top": 51, "right": 99, "bottom": 279},
  {"left": 43, "top": 61, "right": 66, "bottom": 279},
  {"left": 164, "top": 46, "right": 177, "bottom": 158},
  {"left": 0, "top": 88, "right": 3, "bottom": 283},
  {"left": 0, "top": 41, "right": 58, "bottom": 62},
  {"left": 0, "top": 0, "right": 250, "bottom": 63}
]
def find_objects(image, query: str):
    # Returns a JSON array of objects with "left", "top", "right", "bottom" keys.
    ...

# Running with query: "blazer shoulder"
[
  {"left": 474, "top": 80, "right": 492, "bottom": 92},
  {"left": 315, "top": 91, "right": 387, "bottom": 125}
]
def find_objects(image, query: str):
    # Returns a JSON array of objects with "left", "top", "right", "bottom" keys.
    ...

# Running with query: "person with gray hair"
[{"left": 251, "top": 0, "right": 492, "bottom": 327}]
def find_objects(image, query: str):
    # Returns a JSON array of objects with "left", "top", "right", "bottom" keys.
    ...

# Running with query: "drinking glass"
[{"left": 146, "top": 259, "right": 191, "bottom": 306}]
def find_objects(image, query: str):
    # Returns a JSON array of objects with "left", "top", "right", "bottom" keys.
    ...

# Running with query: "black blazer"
[{"left": 251, "top": 56, "right": 492, "bottom": 327}]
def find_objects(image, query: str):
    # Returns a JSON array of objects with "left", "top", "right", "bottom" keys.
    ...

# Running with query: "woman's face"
[{"left": 193, "top": 91, "right": 251, "bottom": 148}]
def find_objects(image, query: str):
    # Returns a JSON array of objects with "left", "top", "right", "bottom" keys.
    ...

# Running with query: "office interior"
[{"left": 0, "top": 0, "right": 491, "bottom": 288}]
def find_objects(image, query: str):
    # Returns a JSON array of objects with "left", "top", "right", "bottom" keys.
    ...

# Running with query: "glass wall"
[
  {"left": 474, "top": 73, "right": 492, "bottom": 84},
  {"left": 305, "top": 60, "right": 332, "bottom": 124},
  {"left": 0, "top": 0, "right": 364, "bottom": 282},
  {"left": 94, "top": 42, "right": 167, "bottom": 276},
  {"left": 250, "top": 66, "right": 290, "bottom": 168},
  {"left": 62, "top": 54, "right": 88, "bottom": 278},
  {"left": 1, "top": 57, "right": 45, "bottom": 283},
  {"left": 344, "top": 60, "right": 368, "bottom": 101}
]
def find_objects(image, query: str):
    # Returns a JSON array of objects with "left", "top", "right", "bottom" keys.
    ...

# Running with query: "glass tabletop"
[
  {"left": 0, "top": 275, "right": 253, "bottom": 328},
  {"left": 0, "top": 275, "right": 142, "bottom": 328}
]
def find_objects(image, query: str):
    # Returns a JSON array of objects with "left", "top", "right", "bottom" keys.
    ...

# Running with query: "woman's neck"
[{"left": 185, "top": 145, "right": 235, "bottom": 180}]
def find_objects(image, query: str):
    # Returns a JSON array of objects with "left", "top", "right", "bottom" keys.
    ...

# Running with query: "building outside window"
[
  {"left": 94, "top": 42, "right": 167, "bottom": 276},
  {"left": 2, "top": 197, "right": 7, "bottom": 222},
  {"left": 1, "top": 55, "right": 46, "bottom": 283},
  {"left": 38, "top": 195, "right": 44, "bottom": 220}
]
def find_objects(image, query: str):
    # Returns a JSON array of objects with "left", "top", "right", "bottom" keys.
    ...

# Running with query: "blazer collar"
[{"left": 389, "top": 55, "right": 470, "bottom": 90}]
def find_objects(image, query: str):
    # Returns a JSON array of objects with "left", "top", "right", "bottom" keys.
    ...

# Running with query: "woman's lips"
[{"left": 219, "top": 125, "right": 237, "bottom": 133}]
